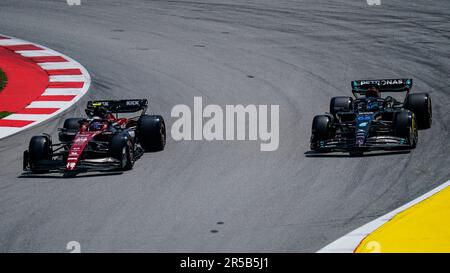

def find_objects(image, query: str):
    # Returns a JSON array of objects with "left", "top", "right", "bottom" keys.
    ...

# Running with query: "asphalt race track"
[{"left": 0, "top": 0, "right": 449, "bottom": 252}]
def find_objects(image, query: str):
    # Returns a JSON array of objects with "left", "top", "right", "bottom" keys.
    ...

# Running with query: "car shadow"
[
  {"left": 304, "top": 150, "right": 411, "bottom": 158},
  {"left": 17, "top": 171, "right": 124, "bottom": 179}
]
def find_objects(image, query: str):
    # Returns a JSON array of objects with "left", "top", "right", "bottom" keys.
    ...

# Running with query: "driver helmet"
[
  {"left": 366, "top": 85, "right": 380, "bottom": 98},
  {"left": 89, "top": 118, "right": 103, "bottom": 131}
]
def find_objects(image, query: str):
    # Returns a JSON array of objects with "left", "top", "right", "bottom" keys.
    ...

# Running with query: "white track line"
[
  {"left": 0, "top": 38, "right": 25, "bottom": 46},
  {"left": 0, "top": 128, "right": 22, "bottom": 139},
  {"left": 49, "top": 75, "right": 85, "bottom": 82},
  {"left": 38, "top": 62, "right": 80, "bottom": 70},
  {"left": 5, "top": 114, "right": 53, "bottom": 122},
  {"left": 16, "top": 50, "right": 55, "bottom": 57},
  {"left": 42, "top": 88, "right": 83, "bottom": 96},
  {"left": 317, "top": 180, "right": 450, "bottom": 253},
  {"left": 26, "top": 101, "right": 73, "bottom": 109}
]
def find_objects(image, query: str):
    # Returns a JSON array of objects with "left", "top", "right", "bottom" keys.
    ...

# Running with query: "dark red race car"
[{"left": 23, "top": 99, "right": 166, "bottom": 175}]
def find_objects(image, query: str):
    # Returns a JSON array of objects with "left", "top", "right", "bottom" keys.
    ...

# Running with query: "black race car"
[
  {"left": 310, "top": 79, "right": 432, "bottom": 156},
  {"left": 23, "top": 99, "right": 166, "bottom": 175}
]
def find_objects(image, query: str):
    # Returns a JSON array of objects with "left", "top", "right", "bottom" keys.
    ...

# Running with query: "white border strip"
[
  {"left": 0, "top": 34, "right": 91, "bottom": 139},
  {"left": 318, "top": 180, "right": 450, "bottom": 253}
]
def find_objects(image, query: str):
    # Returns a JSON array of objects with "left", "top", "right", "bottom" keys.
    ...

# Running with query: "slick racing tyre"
[
  {"left": 404, "top": 93, "right": 432, "bottom": 130},
  {"left": 111, "top": 134, "right": 134, "bottom": 170},
  {"left": 310, "top": 115, "right": 333, "bottom": 152},
  {"left": 59, "top": 118, "right": 84, "bottom": 142},
  {"left": 28, "top": 135, "right": 52, "bottom": 173},
  {"left": 63, "top": 118, "right": 84, "bottom": 130},
  {"left": 137, "top": 115, "right": 166, "bottom": 152},
  {"left": 395, "top": 110, "right": 418, "bottom": 148}
]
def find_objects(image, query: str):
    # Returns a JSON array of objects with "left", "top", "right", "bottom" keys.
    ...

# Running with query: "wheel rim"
[
  {"left": 122, "top": 146, "right": 127, "bottom": 168},
  {"left": 410, "top": 118, "right": 418, "bottom": 146},
  {"left": 128, "top": 141, "right": 134, "bottom": 165},
  {"left": 428, "top": 97, "right": 432, "bottom": 123},
  {"left": 160, "top": 124, "right": 166, "bottom": 146}
]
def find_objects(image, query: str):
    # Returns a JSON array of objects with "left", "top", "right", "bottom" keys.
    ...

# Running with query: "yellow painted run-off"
[{"left": 355, "top": 185, "right": 450, "bottom": 253}]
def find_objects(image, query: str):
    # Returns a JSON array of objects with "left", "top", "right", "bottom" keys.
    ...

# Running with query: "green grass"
[
  {"left": 0, "top": 68, "right": 6, "bottom": 91},
  {"left": 0, "top": 111, "right": 12, "bottom": 119}
]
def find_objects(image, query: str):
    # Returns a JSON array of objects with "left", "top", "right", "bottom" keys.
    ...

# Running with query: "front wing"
[
  {"left": 23, "top": 151, "right": 122, "bottom": 173},
  {"left": 312, "top": 135, "right": 412, "bottom": 152}
]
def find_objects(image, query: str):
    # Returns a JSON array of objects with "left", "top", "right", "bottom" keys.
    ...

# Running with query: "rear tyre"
[
  {"left": 330, "top": 96, "right": 353, "bottom": 117},
  {"left": 63, "top": 118, "right": 84, "bottom": 130},
  {"left": 310, "top": 115, "right": 333, "bottom": 152},
  {"left": 137, "top": 115, "right": 166, "bottom": 152},
  {"left": 59, "top": 118, "right": 84, "bottom": 142},
  {"left": 28, "top": 135, "right": 52, "bottom": 173},
  {"left": 395, "top": 110, "right": 418, "bottom": 148},
  {"left": 404, "top": 93, "right": 432, "bottom": 130}
]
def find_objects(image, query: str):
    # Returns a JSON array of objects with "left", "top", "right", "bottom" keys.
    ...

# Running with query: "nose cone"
[{"left": 66, "top": 161, "right": 77, "bottom": 170}]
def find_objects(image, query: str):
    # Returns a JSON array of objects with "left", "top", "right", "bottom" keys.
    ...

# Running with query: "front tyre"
[
  {"left": 111, "top": 135, "right": 134, "bottom": 170},
  {"left": 310, "top": 115, "right": 333, "bottom": 152},
  {"left": 137, "top": 115, "right": 166, "bottom": 152},
  {"left": 28, "top": 135, "right": 52, "bottom": 173},
  {"left": 395, "top": 110, "right": 418, "bottom": 148}
]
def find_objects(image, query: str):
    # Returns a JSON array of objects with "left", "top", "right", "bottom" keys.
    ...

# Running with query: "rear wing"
[
  {"left": 351, "top": 79, "right": 413, "bottom": 94},
  {"left": 86, "top": 99, "right": 148, "bottom": 114}
]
